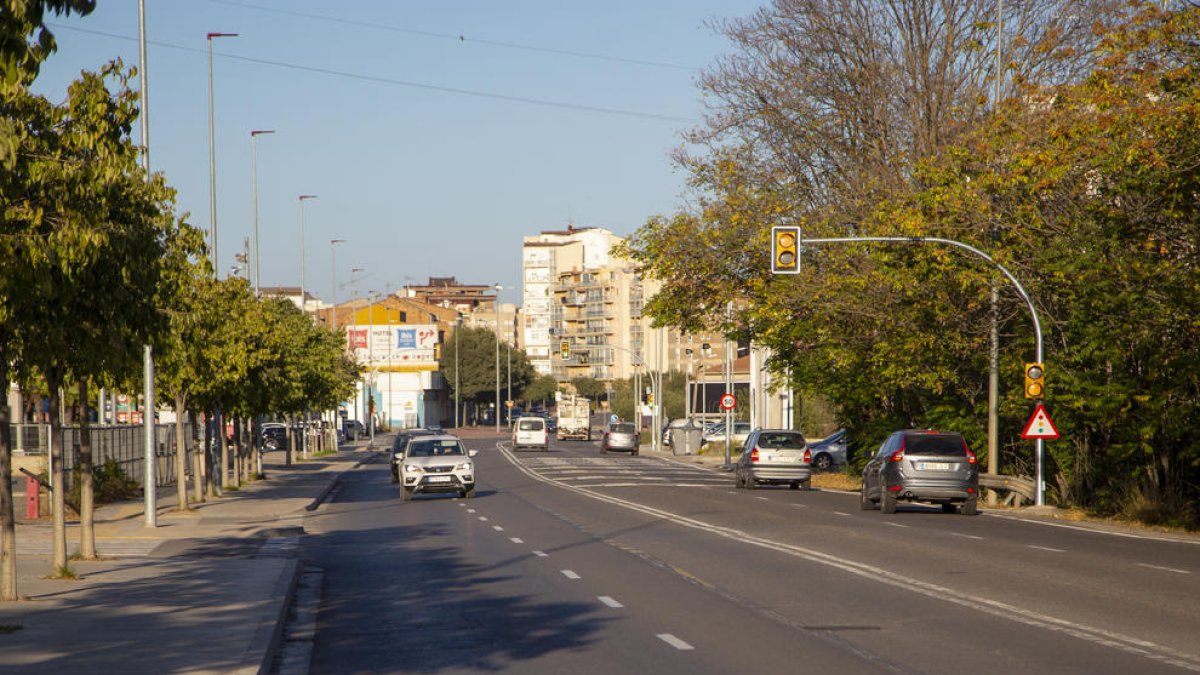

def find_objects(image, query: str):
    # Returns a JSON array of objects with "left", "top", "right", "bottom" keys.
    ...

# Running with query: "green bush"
[{"left": 69, "top": 458, "right": 141, "bottom": 508}]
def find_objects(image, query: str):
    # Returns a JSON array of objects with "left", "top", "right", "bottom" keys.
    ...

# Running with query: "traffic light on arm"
[
  {"left": 560, "top": 340, "right": 570, "bottom": 360},
  {"left": 771, "top": 225, "right": 801, "bottom": 274},
  {"left": 1024, "top": 363, "right": 1045, "bottom": 399}
]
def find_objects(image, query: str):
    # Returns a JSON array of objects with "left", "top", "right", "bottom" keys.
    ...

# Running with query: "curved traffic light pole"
[{"left": 800, "top": 235, "right": 1046, "bottom": 506}]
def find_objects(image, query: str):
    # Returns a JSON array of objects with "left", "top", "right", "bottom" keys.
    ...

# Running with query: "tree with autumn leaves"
[{"left": 623, "top": 2, "right": 1200, "bottom": 526}]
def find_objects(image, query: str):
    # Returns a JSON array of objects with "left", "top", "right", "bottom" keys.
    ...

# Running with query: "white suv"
[
  {"left": 512, "top": 417, "right": 549, "bottom": 451},
  {"left": 398, "top": 435, "right": 478, "bottom": 501}
]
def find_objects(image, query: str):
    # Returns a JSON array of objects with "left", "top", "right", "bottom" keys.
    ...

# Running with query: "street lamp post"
[
  {"left": 454, "top": 315, "right": 461, "bottom": 428},
  {"left": 494, "top": 284, "right": 504, "bottom": 433},
  {"left": 206, "top": 31, "right": 237, "bottom": 275},
  {"left": 250, "top": 129, "right": 274, "bottom": 295},
  {"left": 330, "top": 239, "right": 345, "bottom": 328},
  {"left": 298, "top": 195, "right": 317, "bottom": 312}
]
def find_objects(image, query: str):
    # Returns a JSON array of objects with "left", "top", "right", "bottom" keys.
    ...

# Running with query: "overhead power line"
[
  {"left": 208, "top": 0, "right": 698, "bottom": 72},
  {"left": 47, "top": 23, "right": 695, "bottom": 123}
]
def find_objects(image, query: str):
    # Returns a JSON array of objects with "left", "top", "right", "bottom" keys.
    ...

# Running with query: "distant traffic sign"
[
  {"left": 1021, "top": 403, "right": 1060, "bottom": 439},
  {"left": 719, "top": 393, "right": 737, "bottom": 411}
]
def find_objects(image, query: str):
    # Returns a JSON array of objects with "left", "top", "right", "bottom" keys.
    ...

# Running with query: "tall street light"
[
  {"left": 494, "top": 284, "right": 504, "bottom": 433},
  {"left": 298, "top": 194, "right": 317, "bottom": 312},
  {"left": 330, "top": 239, "right": 346, "bottom": 328},
  {"left": 454, "top": 314, "right": 462, "bottom": 428},
  {"left": 206, "top": 31, "right": 238, "bottom": 275},
  {"left": 250, "top": 129, "right": 274, "bottom": 295}
]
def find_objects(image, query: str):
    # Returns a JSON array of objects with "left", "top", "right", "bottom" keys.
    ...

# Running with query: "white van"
[{"left": 512, "top": 417, "right": 549, "bottom": 451}]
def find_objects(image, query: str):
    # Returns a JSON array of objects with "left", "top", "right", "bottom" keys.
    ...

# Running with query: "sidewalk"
[{"left": 0, "top": 442, "right": 370, "bottom": 674}]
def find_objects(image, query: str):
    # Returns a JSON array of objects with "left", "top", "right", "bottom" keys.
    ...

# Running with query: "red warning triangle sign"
[{"left": 1021, "top": 403, "right": 1060, "bottom": 439}]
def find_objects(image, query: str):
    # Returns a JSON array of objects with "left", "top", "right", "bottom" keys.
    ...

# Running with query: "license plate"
[
  {"left": 920, "top": 462, "right": 953, "bottom": 471},
  {"left": 427, "top": 476, "right": 452, "bottom": 483}
]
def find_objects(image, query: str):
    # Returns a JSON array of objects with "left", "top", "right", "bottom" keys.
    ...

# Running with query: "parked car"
[
  {"left": 703, "top": 421, "right": 753, "bottom": 449},
  {"left": 601, "top": 422, "right": 640, "bottom": 455},
  {"left": 397, "top": 435, "right": 478, "bottom": 501},
  {"left": 512, "top": 416, "right": 550, "bottom": 451},
  {"left": 343, "top": 419, "right": 366, "bottom": 441},
  {"left": 391, "top": 428, "right": 435, "bottom": 482},
  {"left": 734, "top": 429, "right": 812, "bottom": 490},
  {"left": 860, "top": 429, "right": 979, "bottom": 515},
  {"left": 807, "top": 428, "right": 848, "bottom": 471},
  {"left": 261, "top": 423, "right": 288, "bottom": 451}
]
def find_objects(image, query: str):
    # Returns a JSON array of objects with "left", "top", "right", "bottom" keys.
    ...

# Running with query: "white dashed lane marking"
[
  {"left": 657, "top": 633, "right": 695, "bottom": 650},
  {"left": 533, "top": 550, "right": 548, "bottom": 557},
  {"left": 1136, "top": 563, "right": 1190, "bottom": 575},
  {"left": 951, "top": 532, "right": 984, "bottom": 540},
  {"left": 510, "top": 537, "right": 524, "bottom": 544},
  {"left": 478, "top": 516, "right": 488, "bottom": 522},
  {"left": 493, "top": 525, "right": 505, "bottom": 531},
  {"left": 598, "top": 596, "right": 624, "bottom": 608},
  {"left": 1027, "top": 545, "right": 1065, "bottom": 553},
  {"left": 884, "top": 522, "right": 910, "bottom": 528},
  {"left": 561, "top": 570, "right": 581, "bottom": 580},
  {"left": 833, "top": 511, "right": 851, "bottom": 517}
]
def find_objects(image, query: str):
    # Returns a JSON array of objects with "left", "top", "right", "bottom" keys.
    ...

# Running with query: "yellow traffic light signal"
[
  {"left": 1024, "top": 362, "right": 1045, "bottom": 399},
  {"left": 560, "top": 340, "right": 570, "bottom": 360},
  {"left": 771, "top": 225, "right": 801, "bottom": 274}
]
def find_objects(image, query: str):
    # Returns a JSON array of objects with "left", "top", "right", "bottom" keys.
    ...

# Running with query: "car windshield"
[
  {"left": 518, "top": 419, "right": 543, "bottom": 431},
  {"left": 611, "top": 423, "right": 636, "bottom": 433},
  {"left": 407, "top": 439, "right": 466, "bottom": 457},
  {"left": 905, "top": 433, "right": 966, "bottom": 456}
]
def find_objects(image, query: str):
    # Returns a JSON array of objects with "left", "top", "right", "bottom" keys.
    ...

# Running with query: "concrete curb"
[{"left": 244, "top": 558, "right": 301, "bottom": 675}]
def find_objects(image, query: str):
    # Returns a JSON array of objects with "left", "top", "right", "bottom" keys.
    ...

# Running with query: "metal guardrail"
[{"left": 979, "top": 473, "right": 1037, "bottom": 505}]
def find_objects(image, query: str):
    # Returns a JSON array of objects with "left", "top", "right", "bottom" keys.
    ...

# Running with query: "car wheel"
[
  {"left": 813, "top": 453, "right": 833, "bottom": 471},
  {"left": 881, "top": 488, "right": 897, "bottom": 514},
  {"left": 789, "top": 481, "right": 800, "bottom": 490},
  {"left": 941, "top": 503, "right": 957, "bottom": 514},
  {"left": 860, "top": 483, "right": 876, "bottom": 510},
  {"left": 400, "top": 486, "right": 413, "bottom": 502},
  {"left": 465, "top": 487, "right": 475, "bottom": 499},
  {"left": 746, "top": 474, "right": 757, "bottom": 490},
  {"left": 962, "top": 495, "right": 979, "bottom": 516}
]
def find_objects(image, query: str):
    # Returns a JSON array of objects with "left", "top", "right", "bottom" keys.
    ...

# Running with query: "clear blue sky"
[{"left": 32, "top": 0, "right": 761, "bottom": 305}]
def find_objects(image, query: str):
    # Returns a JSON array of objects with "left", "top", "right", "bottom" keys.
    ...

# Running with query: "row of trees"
[
  {"left": 622, "top": 2, "right": 1200, "bottom": 527},
  {"left": 0, "top": 3, "right": 358, "bottom": 600}
]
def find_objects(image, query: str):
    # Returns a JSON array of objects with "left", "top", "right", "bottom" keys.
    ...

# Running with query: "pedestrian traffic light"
[
  {"left": 1024, "top": 362, "right": 1045, "bottom": 399},
  {"left": 771, "top": 225, "right": 801, "bottom": 275},
  {"left": 560, "top": 340, "right": 570, "bottom": 360}
]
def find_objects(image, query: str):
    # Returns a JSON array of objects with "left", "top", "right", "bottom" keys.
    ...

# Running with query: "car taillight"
[
  {"left": 750, "top": 448, "right": 760, "bottom": 462},
  {"left": 890, "top": 450, "right": 905, "bottom": 462},
  {"left": 803, "top": 449, "right": 811, "bottom": 462},
  {"left": 963, "top": 439, "right": 977, "bottom": 464}
]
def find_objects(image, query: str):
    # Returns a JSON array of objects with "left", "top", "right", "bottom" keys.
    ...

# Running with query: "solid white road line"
[
  {"left": 598, "top": 596, "right": 624, "bottom": 608},
  {"left": 562, "top": 570, "right": 581, "bottom": 580},
  {"left": 657, "top": 633, "right": 695, "bottom": 650},
  {"left": 1027, "top": 544, "right": 1066, "bottom": 553},
  {"left": 1136, "top": 563, "right": 1190, "bottom": 575}
]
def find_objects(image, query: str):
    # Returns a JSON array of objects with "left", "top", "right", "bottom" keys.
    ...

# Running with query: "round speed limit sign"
[{"left": 719, "top": 393, "right": 737, "bottom": 411}]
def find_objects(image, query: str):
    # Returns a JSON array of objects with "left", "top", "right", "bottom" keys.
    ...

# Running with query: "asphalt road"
[{"left": 302, "top": 434, "right": 1200, "bottom": 674}]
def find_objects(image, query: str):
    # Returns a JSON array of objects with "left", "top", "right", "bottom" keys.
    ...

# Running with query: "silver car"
[
  {"left": 398, "top": 435, "right": 478, "bottom": 501},
  {"left": 704, "top": 421, "right": 753, "bottom": 449},
  {"left": 734, "top": 429, "right": 812, "bottom": 490},
  {"left": 601, "top": 422, "right": 640, "bottom": 455},
  {"left": 860, "top": 429, "right": 979, "bottom": 515}
]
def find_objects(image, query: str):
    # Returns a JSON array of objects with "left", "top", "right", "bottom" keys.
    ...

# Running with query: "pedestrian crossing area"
[{"left": 516, "top": 455, "right": 729, "bottom": 489}]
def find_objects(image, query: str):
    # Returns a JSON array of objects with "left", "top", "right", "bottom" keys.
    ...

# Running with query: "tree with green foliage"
[
  {"left": 0, "top": 0, "right": 96, "bottom": 602},
  {"left": 521, "top": 374, "right": 559, "bottom": 409},
  {"left": 438, "top": 326, "right": 534, "bottom": 411}
]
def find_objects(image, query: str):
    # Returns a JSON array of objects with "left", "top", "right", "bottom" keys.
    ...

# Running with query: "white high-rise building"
[{"left": 522, "top": 226, "right": 623, "bottom": 376}]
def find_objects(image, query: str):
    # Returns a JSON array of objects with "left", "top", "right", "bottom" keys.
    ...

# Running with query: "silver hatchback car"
[
  {"left": 601, "top": 422, "right": 640, "bottom": 455},
  {"left": 734, "top": 429, "right": 812, "bottom": 490},
  {"left": 860, "top": 429, "right": 979, "bottom": 515}
]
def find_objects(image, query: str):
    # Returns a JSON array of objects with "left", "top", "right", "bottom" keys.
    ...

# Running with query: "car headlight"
[
  {"left": 456, "top": 462, "right": 473, "bottom": 472},
  {"left": 404, "top": 464, "right": 423, "bottom": 473}
]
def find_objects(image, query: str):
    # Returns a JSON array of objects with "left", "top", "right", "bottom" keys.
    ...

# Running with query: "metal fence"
[{"left": 10, "top": 423, "right": 194, "bottom": 490}]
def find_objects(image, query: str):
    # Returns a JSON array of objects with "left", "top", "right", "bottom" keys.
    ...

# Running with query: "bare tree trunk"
[
  {"left": 191, "top": 409, "right": 205, "bottom": 503},
  {"left": 0, "top": 354, "right": 19, "bottom": 600},
  {"left": 233, "top": 417, "right": 243, "bottom": 486},
  {"left": 218, "top": 409, "right": 229, "bottom": 492},
  {"left": 77, "top": 379, "right": 96, "bottom": 560},
  {"left": 173, "top": 393, "right": 189, "bottom": 511},
  {"left": 285, "top": 413, "right": 294, "bottom": 466},
  {"left": 46, "top": 372, "right": 67, "bottom": 573}
]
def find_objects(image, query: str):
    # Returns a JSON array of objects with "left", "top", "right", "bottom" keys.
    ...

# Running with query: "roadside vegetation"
[{"left": 620, "top": 1, "right": 1200, "bottom": 530}]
